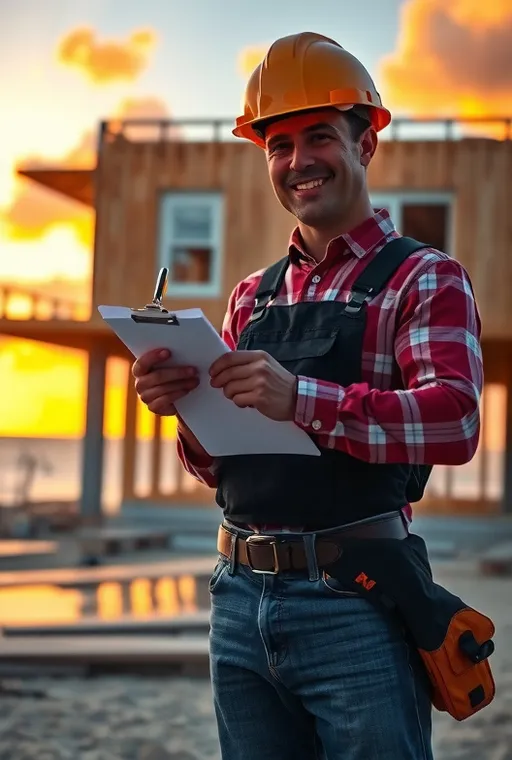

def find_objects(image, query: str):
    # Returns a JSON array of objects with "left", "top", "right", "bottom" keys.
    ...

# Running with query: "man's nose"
[{"left": 289, "top": 144, "right": 315, "bottom": 173}]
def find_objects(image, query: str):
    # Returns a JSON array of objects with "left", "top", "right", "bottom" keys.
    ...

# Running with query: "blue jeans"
[{"left": 208, "top": 529, "right": 433, "bottom": 760}]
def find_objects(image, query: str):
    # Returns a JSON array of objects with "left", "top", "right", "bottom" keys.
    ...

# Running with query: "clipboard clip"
[{"left": 130, "top": 267, "right": 180, "bottom": 325}]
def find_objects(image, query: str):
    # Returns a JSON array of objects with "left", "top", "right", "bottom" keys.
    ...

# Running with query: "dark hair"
[{"left": 344, "top": 106, "right": 372, "bottom": 141}]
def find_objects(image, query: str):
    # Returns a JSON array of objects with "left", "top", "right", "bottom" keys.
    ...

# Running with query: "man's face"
[{"left": 265, "top": 108, "right": 375, "bottom": 230}]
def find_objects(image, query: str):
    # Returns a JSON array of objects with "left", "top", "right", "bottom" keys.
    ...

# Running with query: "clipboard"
[{"left": 98, "top": 268, "right": 320, "bottom": 458}]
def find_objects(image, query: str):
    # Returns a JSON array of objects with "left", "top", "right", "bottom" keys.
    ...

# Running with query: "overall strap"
[
  {"left": 343, "top": 235, "right": 433, "bottom": 501},
  {"left": 345, "top": 236, "right": 427, "bottom": 315},
  {"left": 249, "top": 256, "right": 289, "bottom": 323}
]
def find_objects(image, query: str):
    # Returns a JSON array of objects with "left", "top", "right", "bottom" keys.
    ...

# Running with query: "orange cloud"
[
  {"left": 2, "top": 97, "right": 171, "bottom": 250},
  {"left": 378, "top": 0, "right": 512, "bottom": 136},
  {"left": 237, "top": 45, "right": 268, "bottom": 77},
  {"left": 114, "top": 95, "right": 170, "bottom": 121},
  {"left": 57, "top": 27, "right": 157, "bottom": 84}
]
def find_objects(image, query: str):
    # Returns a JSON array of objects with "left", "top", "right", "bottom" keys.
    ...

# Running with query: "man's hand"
[
  {"left": 209, "top": 350, "right": 297, "bottom": 421},
  {"left": 132, "top": 348, "right": 199, "bottom": 416}
]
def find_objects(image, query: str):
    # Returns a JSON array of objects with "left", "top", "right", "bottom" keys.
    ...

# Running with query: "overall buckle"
[{"left": 245, "top": 535, "right": 280, "bottom": 574}]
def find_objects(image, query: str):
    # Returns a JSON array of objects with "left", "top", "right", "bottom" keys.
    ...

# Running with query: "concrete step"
[
  {"left": 412, "top": 515, "right": 512, "bottom": 555},
  {"left": 76, "top": 525, "right": 171, "bottom": 560},
  {"left": 0, "top": 554, "right": 217, "bottom": 589},
  {"left": 424, "top": 540, "right": 457, "bottom": 559},
  {"left": 478, "top": 542, "right": 512, "bottom": 576},
  {"left": 0, "top": 634, "right": 210, "bottom": 677},
  {"left": 1, "top": 610, "right": 211, "bottom": 637},
  {"left": 0, "top": 540, "right": 59, "bottom": 571}
]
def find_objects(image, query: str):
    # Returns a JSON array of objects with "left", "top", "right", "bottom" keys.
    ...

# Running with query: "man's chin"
[{"left": 292, "top": 204, "right": 332, "bottom": 228}]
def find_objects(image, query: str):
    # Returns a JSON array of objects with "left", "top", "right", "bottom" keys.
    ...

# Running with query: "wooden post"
[
  {"left": 122, "top": 376, "right": 137, "bottom": 501},
  {"left": 503, "top": 376, "right": 512, "bottom": 514},
  {"left": 151, "top": 414, "right": 162, "bottom": 498},
  {"left": 80, "top": 345, "right": 108, "bottom": 522},
  {"left": 478, "top": 385, "right": 489, "bottom": 503}
]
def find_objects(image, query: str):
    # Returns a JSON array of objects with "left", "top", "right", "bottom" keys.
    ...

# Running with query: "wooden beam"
[
  {"left": 17, "top": 168, "right": 95, "bottom": 207},
  {"left": 0, "top": 318, "right": 127, "bottom": 355}
]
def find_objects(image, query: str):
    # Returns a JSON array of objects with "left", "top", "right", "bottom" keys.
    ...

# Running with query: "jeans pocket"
[
  {"left": 209, "top": 557, "right": 229, "bottom": 593},
  {"left": 321, "top": 571, "right": 360, "bottom": 597}
]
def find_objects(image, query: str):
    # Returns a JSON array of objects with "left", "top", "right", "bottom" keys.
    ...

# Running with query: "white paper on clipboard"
[{"left": 98, "top": 305, "right": 320, "bottom": 457}]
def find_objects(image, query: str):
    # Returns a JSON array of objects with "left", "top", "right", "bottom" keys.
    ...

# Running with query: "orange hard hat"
[{"left": 233, "top": 32, "right": 391, "bottom": 148}]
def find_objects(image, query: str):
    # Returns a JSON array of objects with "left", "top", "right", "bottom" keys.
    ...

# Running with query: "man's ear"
[{"left": 359, "top": 127, "right": 378, "bottom": 168}]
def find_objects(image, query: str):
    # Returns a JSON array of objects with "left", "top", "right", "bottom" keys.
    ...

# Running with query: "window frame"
[
  {"left": 370, "top": 191, "right": 455, "bottom": 255},
  {"left": 157, "top": 190, "right": 224, "bottom": 297}
]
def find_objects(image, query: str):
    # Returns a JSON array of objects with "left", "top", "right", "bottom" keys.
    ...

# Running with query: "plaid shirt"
[{"left": 176, "top": 209, "right": 483, "bottom": 525}]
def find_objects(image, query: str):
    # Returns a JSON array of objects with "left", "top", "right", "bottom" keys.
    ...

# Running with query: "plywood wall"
[
  {"left": 92, "top": 137, "right": 290, "bottom": 331},
  {"left": 368, "top": 138, "right": 512, "bottom": 339},
  {"left": 92, "top": 135, "right": 512, "bottom": 338}
]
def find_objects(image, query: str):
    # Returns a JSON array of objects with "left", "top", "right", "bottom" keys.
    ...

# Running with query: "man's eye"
[
  {"left": 271, "top": 142, "right": 289, "bottom": 152},
  {"left": 312, "top": 133, "right": 330, "bottom": 142}
]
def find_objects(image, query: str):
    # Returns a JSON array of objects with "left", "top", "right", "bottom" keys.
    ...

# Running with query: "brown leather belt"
[{"left": 217, "top": 511, "right": 408, "bottom": 574}]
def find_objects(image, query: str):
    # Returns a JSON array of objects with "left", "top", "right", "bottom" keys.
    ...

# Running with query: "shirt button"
[
  {"left": 312, "top": 275, "right": 321, "bottom": 284},
  {"left": 312, "top": 420, "right": 322, "bottom": 430}
]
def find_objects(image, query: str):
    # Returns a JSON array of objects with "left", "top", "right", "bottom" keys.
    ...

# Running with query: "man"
[{"left": 132, "top": 32, "right": 483, "bottom": 760}]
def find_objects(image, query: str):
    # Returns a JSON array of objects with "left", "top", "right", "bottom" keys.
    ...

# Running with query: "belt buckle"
[{"left": 245, "top": 534, "right": 280, "bottom": 575}]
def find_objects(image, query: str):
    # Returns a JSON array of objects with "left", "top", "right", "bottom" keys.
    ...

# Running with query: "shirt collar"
[{"left": 288, "top": 208, "right": 397, "bottom": 265}]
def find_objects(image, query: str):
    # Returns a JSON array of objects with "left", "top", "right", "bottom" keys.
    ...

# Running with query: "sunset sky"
[{"left": 1, "top": 0, "right": 510, "bottom": 438}]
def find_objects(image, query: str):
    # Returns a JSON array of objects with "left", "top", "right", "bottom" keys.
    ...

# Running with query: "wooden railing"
[
  {"left": 100, "top": 116, "right": 512, "bottom": 144},
  {"left": 0, "top": 284, "right": 89, "bottom": 321},
  {"left": 417, "top": 382, "right": 506, "bottom": 515},
  {"left": 120, "top": 379, "right": 507, "bottom": 515},
  {"left": 387, "top": 116, "right": 512, "bottom": 141},
  {"left": 122, "top": 384, "right": 212, "bottom": 505}
]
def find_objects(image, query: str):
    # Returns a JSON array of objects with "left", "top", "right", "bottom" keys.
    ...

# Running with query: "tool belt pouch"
[
  {"left": 417, "top": 607, "right": 495, "bottom": 721},
  {"left": 323, "top": 534, "right": 496, "bottom": 722}
]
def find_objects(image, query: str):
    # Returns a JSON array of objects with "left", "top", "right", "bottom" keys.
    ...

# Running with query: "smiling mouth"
[{"left": 291, "top": 177, "right": 329, "bottom": 191}]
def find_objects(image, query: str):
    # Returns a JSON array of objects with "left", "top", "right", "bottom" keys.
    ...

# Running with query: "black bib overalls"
[{"left": 212, "top": 237, "right": 431, "bottom": 526}]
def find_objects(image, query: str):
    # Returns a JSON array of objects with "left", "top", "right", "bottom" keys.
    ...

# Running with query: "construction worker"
[{"left": 132, "top": 32, "right": 484, "bottom": 759}]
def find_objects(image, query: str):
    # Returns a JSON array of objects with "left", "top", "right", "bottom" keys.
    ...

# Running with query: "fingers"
[
  {"left": 132, "top": 345, "right": 200, "bottom": 417},
  {"left": 138, "top": 378, "right": 199, "bottom": 407},
  {"left": 146, "top": 400, "right": 176, "bottom": 416},
  {"left": 140, "top": 380, "right": 200, "bottom": 415},
  {"left": 132, "top": 348, "right": 171, "bottom": 378},
  {"left": 220, "top": 377, "right": 254, "bottom": 401},
  {"left": 209, "top": 362, "right": 255, "bottom": 388},
  {"left": 209, "top": 350, "right": 261, "bottom": 378},
  {"left": 134, "top": 365, "right": 198, "bottom": 395},
  {"left": 230, "top": 391, "right": 256, "bottom": 409},
  {"left": 144, "top": 391, "right": 183, "bottom": 415}
]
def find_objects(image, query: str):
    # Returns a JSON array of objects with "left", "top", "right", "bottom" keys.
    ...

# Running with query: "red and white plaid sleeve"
[{"left": 294, "top": 257, "right": 483, "bottom": 465}]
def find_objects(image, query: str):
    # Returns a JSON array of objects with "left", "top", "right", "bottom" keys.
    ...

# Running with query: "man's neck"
[{"left": 297, "top": 203, "right": 375, "bottom": 263}]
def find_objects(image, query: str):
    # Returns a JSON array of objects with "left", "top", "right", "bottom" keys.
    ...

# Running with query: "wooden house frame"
[{"left": 2, "top": 116, "right": 512, "bottom": 523}]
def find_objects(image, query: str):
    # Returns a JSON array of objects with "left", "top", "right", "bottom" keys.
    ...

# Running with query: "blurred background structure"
[
  {"left": 2, "top": 118, "right": 512, "bottom": 536},
  {"left": 2, "top": 0, "right": 512, "bottom": 535}
]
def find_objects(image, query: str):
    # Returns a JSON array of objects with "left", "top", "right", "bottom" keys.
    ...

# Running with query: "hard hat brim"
[{"left": 233, "top": 100, "right": 391, "bottom": 148}]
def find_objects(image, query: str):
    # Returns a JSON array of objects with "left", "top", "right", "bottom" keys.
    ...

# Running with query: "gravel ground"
[
  {"left": 1, "top": 560, "right": 511, "bottom": 760},
  {"left": 0, "top": 676, "right": 218, "bottom": 760},
  {"left": 1, "top": 671, "right": 511, "bottom": 760}
]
